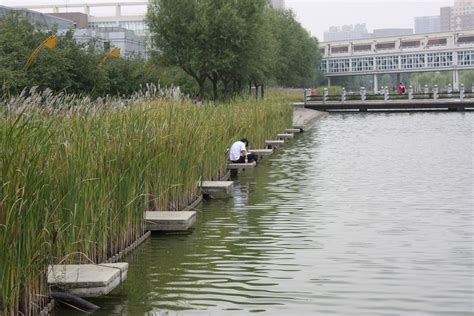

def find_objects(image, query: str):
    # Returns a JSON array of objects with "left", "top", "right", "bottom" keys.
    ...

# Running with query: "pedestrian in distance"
[
  {"left": 398, "top": 82, "right": 405, "bottom": 95},
  {"left": 229, "top": 138, "right": 257, "bottom": 163}
]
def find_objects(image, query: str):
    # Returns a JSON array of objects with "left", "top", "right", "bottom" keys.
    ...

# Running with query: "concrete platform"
[
  {"left": 201, "top": 181, "right": 233, "bottom": 195},
  {"left": 145, "top": 211, "right": 196, "bottom": 231},
  {"left": 285, "top": 128, "right": 302, "bottom": 133},
  {"left": 48, "top": 263, "right": 128, "bottom": 298},
  {"left": 227, "top": 161, "right": 257, "bottom": 170},
  {"left": 277, "top": 133, "right": 294, "bottom": 139},
  {"left": 250, "top": 149, "right": 273, "bottom": 156},
  {"left": 265, "top": 140, "right": 285, "bottom": 148},
  {"left": 293, "top": 125, "right": 306, "bottom": 130}
]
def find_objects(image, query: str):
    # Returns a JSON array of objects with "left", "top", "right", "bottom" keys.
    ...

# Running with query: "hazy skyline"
[{"left": 0, "top": 0, "right": 455, "bottom": 40}]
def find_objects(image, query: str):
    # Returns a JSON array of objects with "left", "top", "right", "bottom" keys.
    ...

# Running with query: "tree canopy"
[{"left": 147, "top": 0, "right": 320, "bottom": 100}]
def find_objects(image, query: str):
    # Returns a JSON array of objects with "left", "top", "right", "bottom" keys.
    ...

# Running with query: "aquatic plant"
[{"left": 0, "top": 88, "right": 292, "bottom": 315}]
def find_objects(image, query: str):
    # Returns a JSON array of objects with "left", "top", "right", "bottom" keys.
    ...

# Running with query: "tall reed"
[{"left": 0, "top": 90, "right": 292, "bottom": 315}]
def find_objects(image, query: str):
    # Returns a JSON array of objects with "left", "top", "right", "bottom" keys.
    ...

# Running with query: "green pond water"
[{"left": 57, "top": 112, "right": 474, "bottom": 315}]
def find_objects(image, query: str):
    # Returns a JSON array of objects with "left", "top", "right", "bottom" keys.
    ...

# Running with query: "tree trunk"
[
  {"left": 211, "top": 79, "right": 218, "bottom": 100},
  {"left": 223, "top": 78, "right": 230, "bottom": 98},
  {"left": 261, "top": 84, "right": 264, "bottom": 99},
  {"left": 199, "top": 80, "right": 205, "bottom": 101}
]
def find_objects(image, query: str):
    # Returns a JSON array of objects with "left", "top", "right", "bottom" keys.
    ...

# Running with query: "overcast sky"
[{"left": 1, "top": 0, "right": 454, "bottom": 40}]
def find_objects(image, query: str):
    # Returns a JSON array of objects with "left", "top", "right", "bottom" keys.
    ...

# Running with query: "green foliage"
[
  {"left": 147, "top": 0, "right": 320, "bottom": 100},
  {"left": 315, "top": 86, "right": 343, "bottom": 95},
  {"left": 0, "top": 13, "right": 197, "bottom": 97},
  {"left": 0, "top": 93, "right": 293, "bottom": 315}
]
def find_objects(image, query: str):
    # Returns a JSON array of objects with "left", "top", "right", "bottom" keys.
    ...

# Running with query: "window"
[
  {"left": 375, "top": 42, "right": 396, "bottom": 50},
  {"left": 353, "top": 44, "right": 371, "bottom": 52},
  {"left": 331, "top": 46, "right": 349, "bottom": 54},
  {"left": 458, "top": 50, "right": 474, "bottom": 66},
  {"left": 352, "top": 57, "right": 373, "bottom": 72},
  {"left": 327, "top": 59, "right": 350, "bottom": 73},
  {"left": 400, "top": 54, "right": 425, "bottom": 69},
  {"left": 376, "top": 55, "right": 399, "bottom": 70},
  {"left": 426, "top": 52, "right": 453, "bottom": 67}
]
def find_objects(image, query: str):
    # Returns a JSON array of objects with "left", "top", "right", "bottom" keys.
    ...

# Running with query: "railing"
[{"left": 304, "top": 85, "right": 473, "bottom": 104}]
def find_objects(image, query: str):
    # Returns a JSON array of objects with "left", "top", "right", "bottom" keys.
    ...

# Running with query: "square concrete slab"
[
  {"left": 250, "top": 149, "right": 273, "bottom": 156},
  {"left": 145, "top": 211, "right": 196, "bottom": 231},
  {"left": 201, "top": 181, "right": 233, "bottom": 194},
  {"left": 265, "top": 140, "right": 285, "bottom": 146},
  {"left": 277, "top": 133, "right": 294, "bottom": 139},
  {"left": 48, "top": 263, "right": 128, "bottom": 297},
  {"left": 227, "top": 161, "right": 257, "bottom": 170},
  {"left": 293, "top": 125, "right": 306, "bottom": 131}
]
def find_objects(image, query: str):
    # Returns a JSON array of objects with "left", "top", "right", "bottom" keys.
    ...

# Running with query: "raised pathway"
[
  {"left": 145, "top": 211, "right": 196, "bottom": 231},
  {"left": 48, "top": 263, "right": 128, "bottom": 297},
  {"left": 277, "top": 133, "right": 294, "bottom": 140},
  {"left": 293, "top": 107, "right": 327, "bottom": 130},
  {"left": 201, "top": 181, "right": 233, "bottom": 195}
]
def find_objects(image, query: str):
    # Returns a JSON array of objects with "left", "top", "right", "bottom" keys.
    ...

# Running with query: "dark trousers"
[{"left": 232, "top": 153, "right": 257, "bottom": 163}]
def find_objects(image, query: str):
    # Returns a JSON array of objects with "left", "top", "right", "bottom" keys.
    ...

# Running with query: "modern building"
[
  {"left": 0, "top": 4, "right": 74, "bottom": 30},
  {"left": 270, "top": 0, "right": 285, "bottom": 9},
  {"left": 324, "top": 24, "right": 371, "bottom": 42},
  {"left": 12, "top": 2, "right": 149, "bottom": 37},
  {"left": 415, "top": 16, "right": 441, "bottom": 34},
  {"left": 451, "top": 0, "right": 474, "bottom": 31},
  {"left": 74, "top": 27, "right": 146, "bottom": 57},
  {"left": 1, "top": 4, "right": 147, "bottom": 57},
  {"left": 48, "top": 12, "right": 89, "bottom": 29},
  {"left": 319, "top": 30, "right": 474, "bottom": 92},
  {"left": 440, "top": 7, "right": 453, "bottom": 31},
  {"left": 373, "top": 28, "right": 413, "bottom": 38},
  {"left": 417, "top": 1, "right": 473, "bottom": 34}
]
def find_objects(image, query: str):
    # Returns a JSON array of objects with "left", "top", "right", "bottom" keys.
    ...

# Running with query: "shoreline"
[{"left": 293, "top": 107, "right": 327, "bottom": 128}]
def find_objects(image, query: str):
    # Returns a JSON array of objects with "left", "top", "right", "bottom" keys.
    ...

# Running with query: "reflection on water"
[{"left": 58, "top": 112, "right": 474, "bottom": 315}]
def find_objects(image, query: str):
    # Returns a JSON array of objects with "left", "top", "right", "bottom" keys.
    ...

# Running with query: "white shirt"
[{"left": 229, "top": 141, "right": 246, "bottom": 161}]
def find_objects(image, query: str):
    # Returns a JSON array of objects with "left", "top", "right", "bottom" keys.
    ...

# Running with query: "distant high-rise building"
[
  {"left": 270, "top": 0, "right": 285, "bottom": 9},
  {"left": 452, "top": 0, "right": 474, "bottom": 31},
  {"left": 323, "top": 23, "right": 370, "bottom": 41},
  {"left": 440, "top": 7, "right": 452, "bottom": 31},
  {"left": 416, "top": 2, "right": 473, "bottom": 34},
  {"left": 415, "top": 16, "right": 441, "bottom": 33},
  {"left": 373, "top": 28, "right": 413, "bottom": 37}
]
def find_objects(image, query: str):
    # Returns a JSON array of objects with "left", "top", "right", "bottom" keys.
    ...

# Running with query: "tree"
[{"left": 147, "top": 0, "right": 212, "bottom": 99}]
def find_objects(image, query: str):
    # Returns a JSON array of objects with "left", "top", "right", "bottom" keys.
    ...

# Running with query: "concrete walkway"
[{"left": 293, "top": 108, "right": 326, "bottom": 129}]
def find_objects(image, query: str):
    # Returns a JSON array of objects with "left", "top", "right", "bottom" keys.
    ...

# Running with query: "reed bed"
[{"left": 0, "top": 88, "right": 292, "bottom": 315}]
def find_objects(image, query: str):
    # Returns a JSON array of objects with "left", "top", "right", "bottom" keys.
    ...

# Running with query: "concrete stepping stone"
[
  {"left": 285, "top": 128, "right": 302, "bottom": 133},
  {"left": 277, "top": 133, "right": 294, "bottom": 139},
  {"left": 145, "top": 211, "right": 196, "bottom": 231},
  {"left": 201, "top": 181, "right": 233, "bottom": 195},
  {"left": 48, "top": 263, "right": 128, "bottom": 297},
  {"left": 265, "top": 140, "right": 284, "bottom": 148},
  {"left": 250, "top": 149, "right": 273, "bottom": 157},
  {"left": 293, "top": 125, "right": 306, "bottom": 131}
]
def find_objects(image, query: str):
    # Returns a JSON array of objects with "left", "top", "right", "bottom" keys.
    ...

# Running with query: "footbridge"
[{"left": 320, "top": 30, "right": 474, "bottom": 92}]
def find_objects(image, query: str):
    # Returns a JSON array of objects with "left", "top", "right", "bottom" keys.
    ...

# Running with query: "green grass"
[{"left": 0, "top": 93, "right": 293, "bottom": 315}]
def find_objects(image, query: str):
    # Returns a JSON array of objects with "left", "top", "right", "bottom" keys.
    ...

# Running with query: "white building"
[
  {"left": 74, "top": 27, "right": 146, "bottom": 58},
  {"left": 12, "top": 1, "right": 149, "bottom": 37}
]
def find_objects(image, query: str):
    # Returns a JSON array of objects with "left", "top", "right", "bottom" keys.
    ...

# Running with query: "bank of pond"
[{"left": 0, "top": 95, "right": 293, "bottom": 315}]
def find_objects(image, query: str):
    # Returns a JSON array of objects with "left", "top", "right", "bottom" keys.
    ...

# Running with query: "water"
[{"left": 58, "top": 112, "right": 474, "bottom": 315}]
